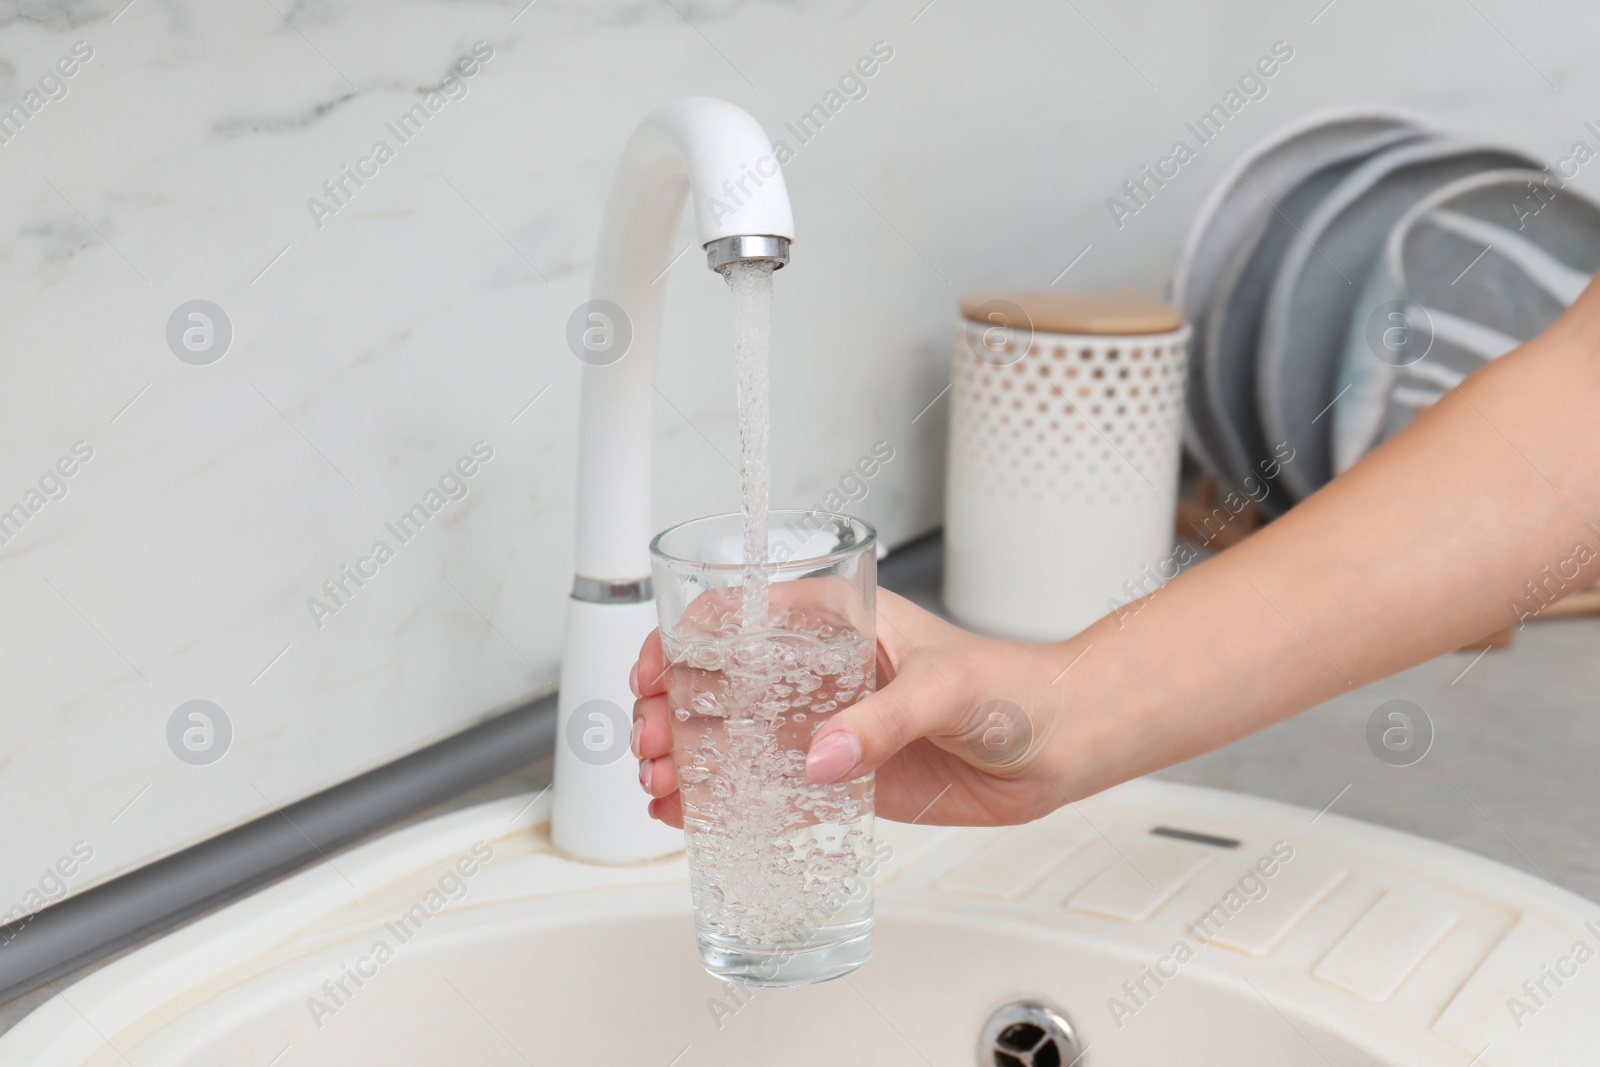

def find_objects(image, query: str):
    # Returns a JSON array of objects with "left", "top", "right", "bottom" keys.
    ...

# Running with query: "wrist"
[
  {"left": 1026, "top": 623, "right": 1169, "bottom": 805},
  {"left": 952, "top": 635, "right": 1092, "bottom": 782}
]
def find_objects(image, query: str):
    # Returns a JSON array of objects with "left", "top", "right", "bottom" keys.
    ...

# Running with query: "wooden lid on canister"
[{"left": 960, "top": 291, "right": 1185, "bottom": 335}]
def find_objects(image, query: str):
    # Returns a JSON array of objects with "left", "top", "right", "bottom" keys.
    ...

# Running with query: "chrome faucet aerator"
[{"left": 705, "top": 234, "right": 791, "bottom": 272}]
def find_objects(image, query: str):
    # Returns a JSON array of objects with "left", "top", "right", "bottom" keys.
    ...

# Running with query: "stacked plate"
[{"left": 1172, "top": 107, "right": 1596, "bottom": 511}]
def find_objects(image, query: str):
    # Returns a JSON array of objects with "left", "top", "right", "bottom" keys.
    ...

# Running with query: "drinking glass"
[{"left": 649, "top": 509, "right": 878, "bottom": 987}]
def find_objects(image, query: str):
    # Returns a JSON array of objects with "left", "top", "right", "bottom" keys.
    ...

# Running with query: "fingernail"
[
  {"left": 630, "top": 717, "right": 645, "bottom": 757},
  {"left": 628, "top": 663, "right": 640, "bottom": 697},
  {"left": 638, "top": 758, "right": 653, "bottom": 793},
  {"left": 806, "top": 730, "right": 862, "bottom": 783}
]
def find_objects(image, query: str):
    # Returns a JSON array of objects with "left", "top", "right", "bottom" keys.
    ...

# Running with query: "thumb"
[{"left": 805, "top": 659, "right": 959, "bottom": 783}]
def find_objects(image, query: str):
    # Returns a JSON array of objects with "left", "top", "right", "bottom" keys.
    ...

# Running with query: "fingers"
[
  {"left": 807, "top": 675, "right": 940, "bottom": 783},
  {"left": 804, "top": 589, "right": 975, "bottom": 784},
  {"left": 631, "top": 693, "right": 674, "bottom": 759},
  {"left": 631, "top": 633, "right": 687, "bottom": 831},
  {"left": 631, "top": 630, "right": 668, "bottom": 698},
  {"left": 804, "top": 727, "right": 864, "bottom": 782},
  {"left": 649, "top": 792, "right": 684, "bottom": 829},
  {"left": 631, "top": 693, "right": 678, "bottom": 796},
  {"left": 632, "top": 689, "right": 682, "bottom": 826},
  {"left": 872, "top": 588, "right": 940, "bottom": 674},
  {"left": 638, "top": 749, "right": 678, "bottom": 799}
]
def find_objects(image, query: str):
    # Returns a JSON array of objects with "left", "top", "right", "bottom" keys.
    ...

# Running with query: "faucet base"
[
  {"left": 571, "top": 575, "right": 653, "bottom": 604},
  {"left": 552, "top": 596, "right": 683, "bottom": 864}
]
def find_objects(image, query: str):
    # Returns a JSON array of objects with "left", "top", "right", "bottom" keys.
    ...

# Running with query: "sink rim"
[{"left": 3, "top": 780, "right": 1596, "bottom": 1066}]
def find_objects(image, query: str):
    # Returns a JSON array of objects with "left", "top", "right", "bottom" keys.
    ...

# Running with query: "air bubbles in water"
[
  {"left": 720, "top": 259, "right": 776, "bottom": 631},
  {"left": 664, "top": 618, "right": 876, "bottom": 947}
]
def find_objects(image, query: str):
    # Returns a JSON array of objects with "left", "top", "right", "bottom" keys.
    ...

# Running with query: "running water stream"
[
  {"left": 663, "top": 257, "right": 877, "bottom": 973},
  {"left": 721, "top": 259, "right": 775, "bottom": 629}
]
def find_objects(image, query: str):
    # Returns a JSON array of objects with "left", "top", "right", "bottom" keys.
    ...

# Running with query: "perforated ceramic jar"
[{"left": 943, "top": 293, "right": 1191, "bottom": 641}]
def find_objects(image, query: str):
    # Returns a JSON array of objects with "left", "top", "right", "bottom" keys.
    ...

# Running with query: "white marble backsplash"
[{"left": 1, "top": 0, "right": 1596, "bottom": 913}]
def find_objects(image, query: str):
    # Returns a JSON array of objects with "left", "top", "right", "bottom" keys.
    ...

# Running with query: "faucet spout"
[
  {"left": 705, "top": 234, "right": 791, "bottom": 273},
  {"left": 553, "top": 98, "right": 795, "bottom": 864},
  {"left": 578, "top": 97, "right": 795, "bottom": 587}
]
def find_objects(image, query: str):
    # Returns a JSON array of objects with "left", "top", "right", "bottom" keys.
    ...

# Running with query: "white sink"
[{"left": 4, "top": 780, "right": 1595, "bottom": 1066}]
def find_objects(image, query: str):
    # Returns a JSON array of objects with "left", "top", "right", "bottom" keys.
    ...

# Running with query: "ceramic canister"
[{"left": 943, "top": 292, "right": 1192, "bottom": 641}]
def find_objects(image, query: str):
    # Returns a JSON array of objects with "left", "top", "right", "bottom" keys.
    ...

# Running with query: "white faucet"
[{"left": 552, "top": 97, "right": 795, "bottom": 864}]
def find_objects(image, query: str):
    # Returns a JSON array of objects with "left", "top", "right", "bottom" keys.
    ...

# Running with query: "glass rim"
[{"left": 649, "top": 509, "right": 877, "bottom": 573}]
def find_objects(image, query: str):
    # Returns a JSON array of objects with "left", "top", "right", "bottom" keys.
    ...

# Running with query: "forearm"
[{"left": 1042, "top": 288, "right": 1600, "bottom": 799}]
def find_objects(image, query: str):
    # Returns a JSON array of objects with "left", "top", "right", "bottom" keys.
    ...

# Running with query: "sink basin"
[{"left": 3, "top": 780, "right": 1595, "bottom": 1066}]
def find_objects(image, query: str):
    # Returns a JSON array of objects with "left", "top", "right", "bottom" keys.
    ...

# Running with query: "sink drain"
[{"left": 977, "top": 1001, "right": 1083, "bottom": 1067}]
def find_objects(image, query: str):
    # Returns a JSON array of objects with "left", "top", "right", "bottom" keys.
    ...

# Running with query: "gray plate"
[
  {"left": 1201, "top": 127, "right": 1424, "bottom": 513},
  {"left": 1332, "top": 168, "right": 1600, "bottom": 471},
  {"left": 1257, "top": 136, "right": 1537, "bottom": 502},
  {"left": 1172, "top": 108, "right": 1425, "bottom": 484}
]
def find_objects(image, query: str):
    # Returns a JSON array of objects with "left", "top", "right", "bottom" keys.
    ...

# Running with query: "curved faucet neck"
[
  {"left": 553, "top": 98, "right": 795, "bottom": 866},
  {"left": 573, "top": 97, "right": 795, "bottom": 588}
]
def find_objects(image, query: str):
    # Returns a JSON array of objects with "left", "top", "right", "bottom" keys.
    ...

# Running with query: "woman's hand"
[
  {"left": 632, "top": 279, "right": 1600, "bottom": 832},
  {"left": 629, "top": 588, "right": 1076, "bottom": 827}
]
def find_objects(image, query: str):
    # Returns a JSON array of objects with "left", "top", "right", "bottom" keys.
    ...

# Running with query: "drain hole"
[
  {"left": 998, "top": 1022, "right": 1045, "bottom": 1050},
  {"left": 980, "top": 1001, "right": 1081, "bottom": 1067},
  {"left": 1150, "top": 825, "right": 1241, "bottom": 848}
]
